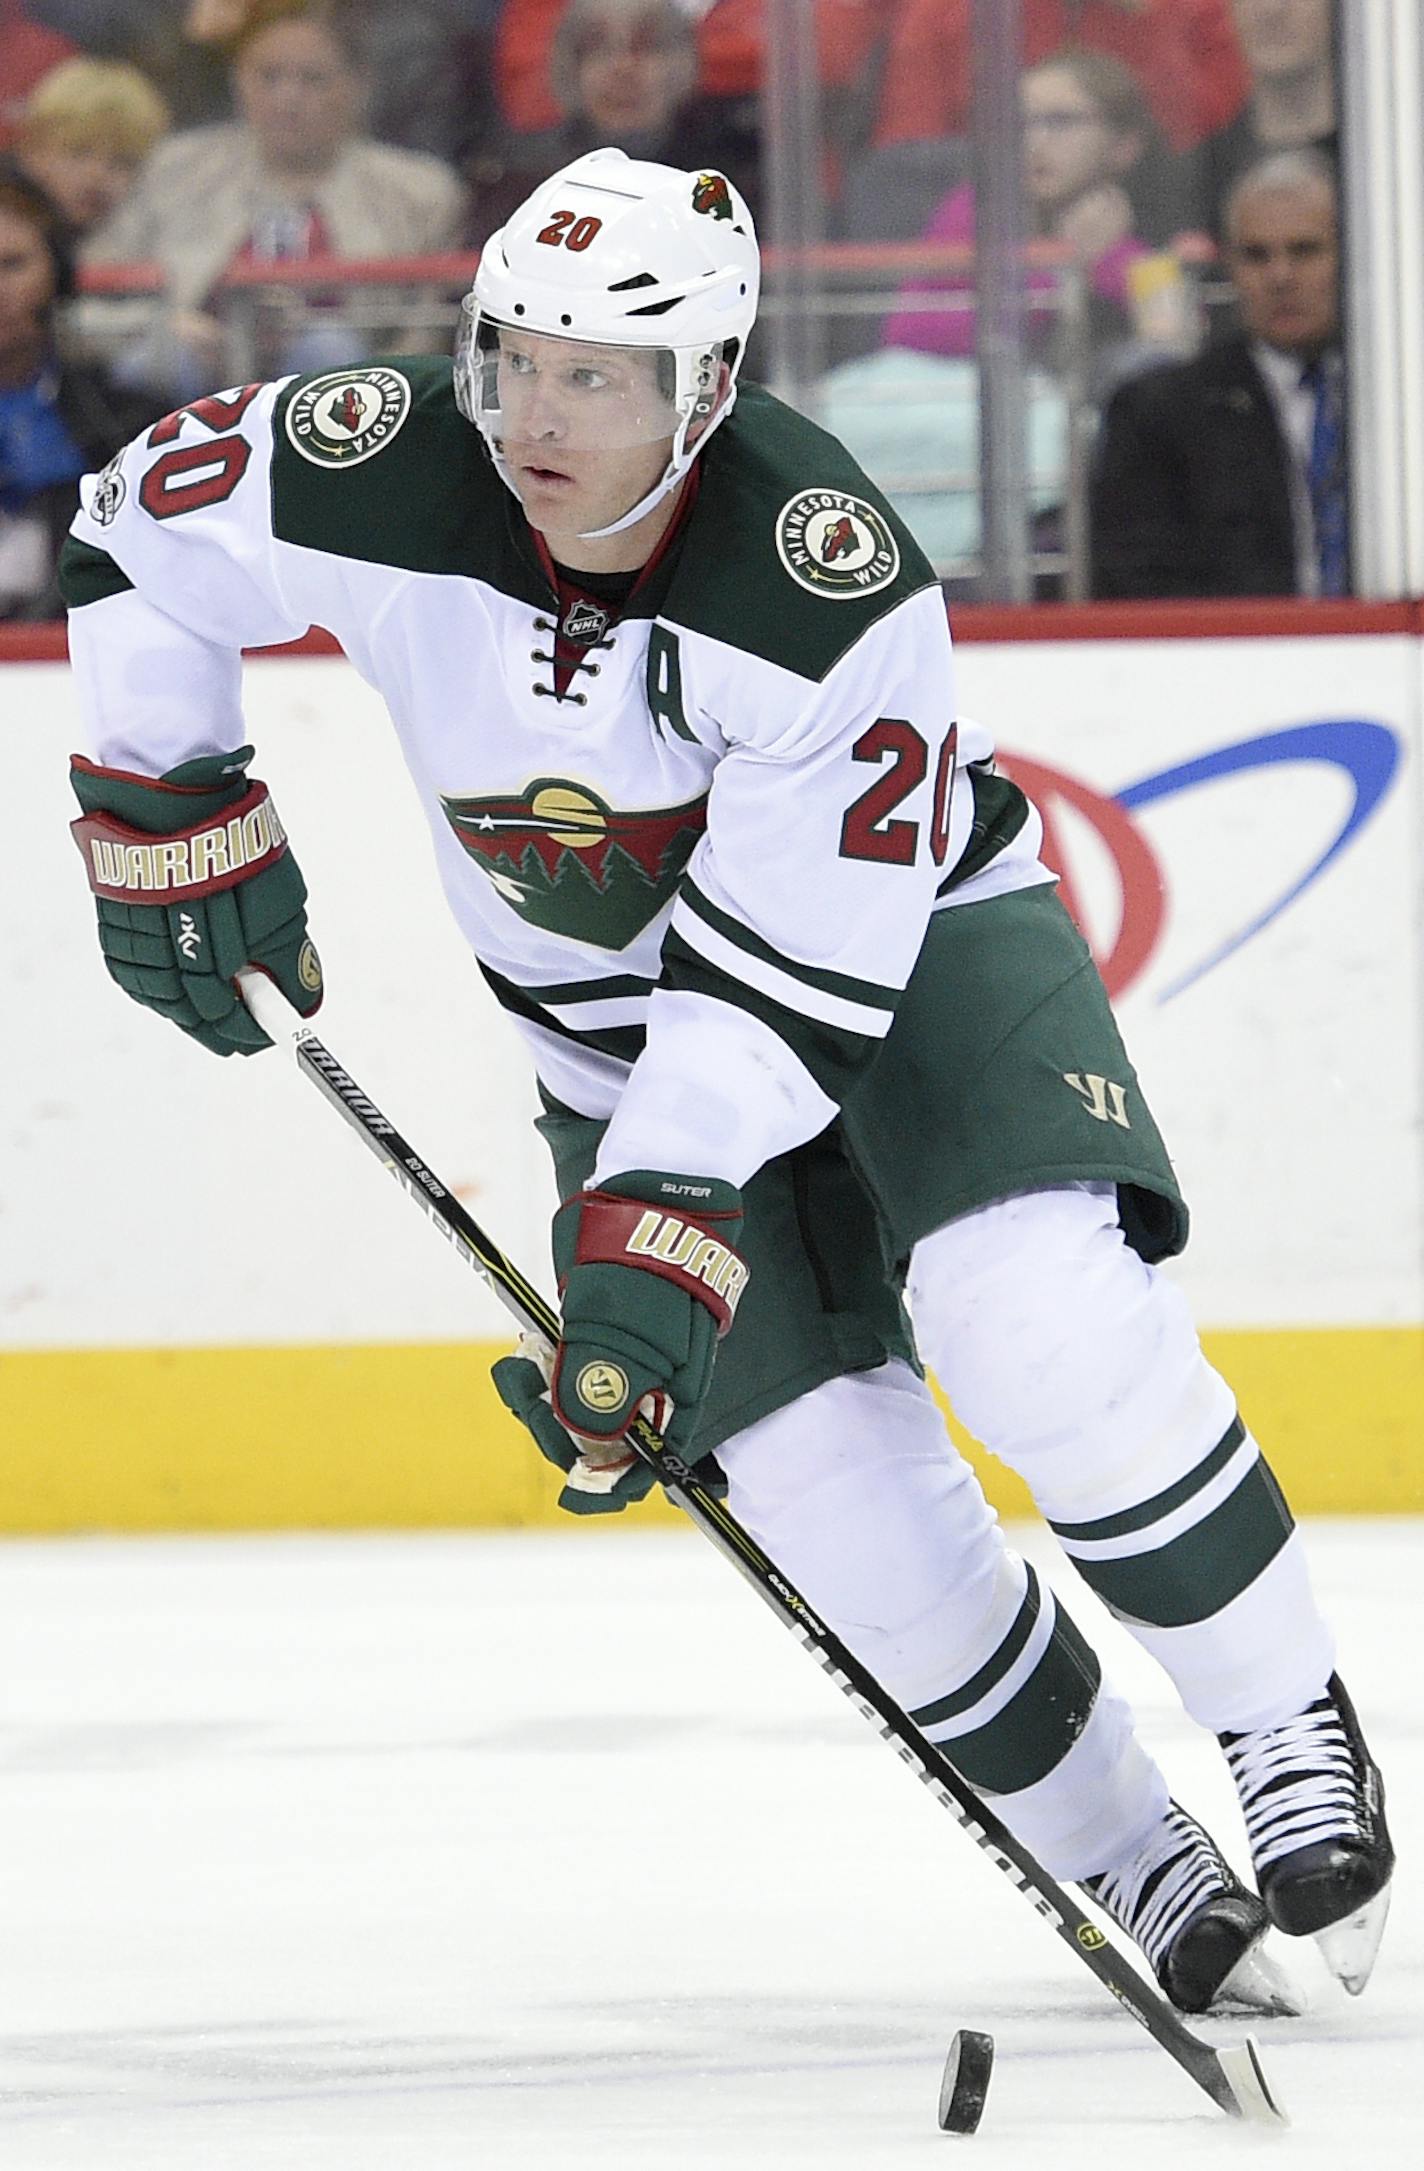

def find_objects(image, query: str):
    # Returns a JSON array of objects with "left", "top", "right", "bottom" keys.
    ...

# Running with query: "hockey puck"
[{"left": 938, "top": 2029, "right": 994, "bottom": 2135}]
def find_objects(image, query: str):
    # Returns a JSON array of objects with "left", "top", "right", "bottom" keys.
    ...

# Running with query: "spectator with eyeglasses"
[{"left": 881, "top": 48, "right": 1158, "bottom": 381}]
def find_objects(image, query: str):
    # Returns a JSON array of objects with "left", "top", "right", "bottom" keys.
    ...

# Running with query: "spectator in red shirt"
[
  {"left": 0, "top": 1, "right": 78, "bottom": 147},
  {"left": 494, "top": 0, "right": 882, "bottom": 134},
  {"left": 874, "top": 0, "right": 1248, "bottom": 158}
]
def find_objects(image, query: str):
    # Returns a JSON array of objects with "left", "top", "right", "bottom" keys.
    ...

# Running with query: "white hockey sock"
[
  {"left": 907, "top": 1188, "right": 1336, "bottom": 1738},
  {"left": 718, "top": 1362, "right": 1167, "bottom": 1880}
]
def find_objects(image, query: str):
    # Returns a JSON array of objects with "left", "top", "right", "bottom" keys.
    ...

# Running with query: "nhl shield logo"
[
  {"left": 561, "top": 598, "right": 610, "bottom": 645},
  {"left": 775, "top": 489, "right": 900, "bottom": 600},
  {"left": 284, "top": 367, "right": 411, "bottom": 468}
]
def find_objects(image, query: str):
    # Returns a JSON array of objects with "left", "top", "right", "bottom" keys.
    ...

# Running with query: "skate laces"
[
  {"left": 1223, "top": 1697, "right": 1362, "bottom": 1872},
  {"left": 1085, "top": 1804, "right": 1232, "bottom": 1975}
]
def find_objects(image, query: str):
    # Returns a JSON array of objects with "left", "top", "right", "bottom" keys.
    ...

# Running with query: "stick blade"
[{"left": 1215, "top": 2038, "right": 1289, "bottom": 2126}]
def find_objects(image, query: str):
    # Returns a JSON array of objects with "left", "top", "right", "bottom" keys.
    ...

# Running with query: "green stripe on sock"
[
  {"left": 1048, "top": 1417, "right": 1247, "bottom": 1544},
  {"left": 934, "top": 1597, "right": 1104, "bottom": 1796},
  {"left": 910, "top": 1565, "right": 1043, "bottom": 1732},
  {"left": 1068, "top": 1457, "right": 1295, "bottom": 1628}
]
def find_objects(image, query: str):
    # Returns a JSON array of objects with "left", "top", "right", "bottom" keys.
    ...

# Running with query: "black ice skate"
[
  {"left": 1082, "top": 1800, "right": 1300, "bottom": 2016},
  {"left": 1220, "top": 1673, "right": 1394, "bottom": 1996}
]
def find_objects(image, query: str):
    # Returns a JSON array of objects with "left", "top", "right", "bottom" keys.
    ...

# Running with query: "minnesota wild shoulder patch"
[
  {"left": 775, "top": 488, "right": 900, "bottom": 600},
  {"left": 284, "top": 367, "right": 411, "bottom": 469}
]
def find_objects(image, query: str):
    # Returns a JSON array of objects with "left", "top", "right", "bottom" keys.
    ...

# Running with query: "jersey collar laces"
[{"left": 454, "top": 148, "right": 759, "bottom": 539}]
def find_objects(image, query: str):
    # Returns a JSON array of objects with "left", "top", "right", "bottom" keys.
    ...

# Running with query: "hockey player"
[{"left": 61, "top": 150, "right": 1392, "bottom": 2017}]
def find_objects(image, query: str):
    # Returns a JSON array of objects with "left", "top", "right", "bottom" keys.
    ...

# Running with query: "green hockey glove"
[
  {"left": 492, "top": 1333, "right": 662, "bottom": 1515},
  {"left": 69, "top": 745, "right": 322, "bottom": 1056},
  {"left": 491, "top": 1169, "right": 748, "bottom": 1514}
]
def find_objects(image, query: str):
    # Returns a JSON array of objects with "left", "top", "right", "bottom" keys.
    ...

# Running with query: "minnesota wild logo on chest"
[{"left": 441, "top": 777, "right": 708, "bottom": 950}]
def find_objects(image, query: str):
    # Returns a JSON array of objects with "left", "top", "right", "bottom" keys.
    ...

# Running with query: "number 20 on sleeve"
[{"left": 839, "top": 719, "right": 956, "bottom": 866}]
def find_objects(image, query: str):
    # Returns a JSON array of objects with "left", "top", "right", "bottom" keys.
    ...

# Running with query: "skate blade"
[
  {"left": 1211, "top": 1940, "right": 1305, "bottom": 2018},
  {"left": 1315, "top": 1879, "right": 1392, "bottom": 1995}
]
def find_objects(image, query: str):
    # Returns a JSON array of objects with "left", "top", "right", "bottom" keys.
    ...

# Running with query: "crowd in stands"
[
  {"left": 81, "top": 3, "right": 466, "bottom": 398},
  {"left": 0, "top": 0, "right": 1349, "bottom": 615}
]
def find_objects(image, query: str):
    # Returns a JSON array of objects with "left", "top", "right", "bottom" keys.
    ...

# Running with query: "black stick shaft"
[{"left": 281, "top": 1021, "right": 1260, "bottom": 2122}]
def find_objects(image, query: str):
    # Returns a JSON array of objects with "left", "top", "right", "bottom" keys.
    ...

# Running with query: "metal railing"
[{"left": 73, "top": 243, "right": 1227, "bottom": 601}]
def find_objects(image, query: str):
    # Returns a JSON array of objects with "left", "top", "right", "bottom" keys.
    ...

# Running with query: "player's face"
[
  {"left": 495, "top": 330, "right": 678, "bottom": 536},
  {"left": 1228, "top": 182, "right": 1338, "bottom": 355},
  {"left": 0, "top": 205, "right": 56, "bottom": 368}
]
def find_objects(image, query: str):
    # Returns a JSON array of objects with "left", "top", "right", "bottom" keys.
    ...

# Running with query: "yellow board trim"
[{"left": 2, "top": 1328, "right": 1421, "bottom": 1534}]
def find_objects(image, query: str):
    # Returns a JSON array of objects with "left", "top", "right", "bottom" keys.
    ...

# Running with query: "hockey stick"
[{"left": 237, "top": 971, "right": 1286, "bottom": 2126}]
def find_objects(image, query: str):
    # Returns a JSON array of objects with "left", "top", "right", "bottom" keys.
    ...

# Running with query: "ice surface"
[{"left": 1, "top": 1520, "right": 1417, "bottom": 2167}]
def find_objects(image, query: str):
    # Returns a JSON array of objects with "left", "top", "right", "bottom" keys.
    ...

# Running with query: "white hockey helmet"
[{"left": 455, "top": 147, "right": 760, "bottom": 537}]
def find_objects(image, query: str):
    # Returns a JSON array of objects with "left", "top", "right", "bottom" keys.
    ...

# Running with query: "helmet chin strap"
[
  {"left": 483, "top": 385, "right": 740, "bottom": 544},
  {"left": 577, "top": 382, "right": 739, "bottom": 538},
  {"left": 575, "top": 456, "right": 690, "bottom": 541}
]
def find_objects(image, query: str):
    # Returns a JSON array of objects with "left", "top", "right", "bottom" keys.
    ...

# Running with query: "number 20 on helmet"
[{"left": 455, "top": 148, "right": 761, "bottom": 535}]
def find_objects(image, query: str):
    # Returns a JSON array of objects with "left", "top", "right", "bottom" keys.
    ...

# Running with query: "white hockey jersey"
[{"left": 63, "top": 358, "right": 1037, "bottom": 1187}]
